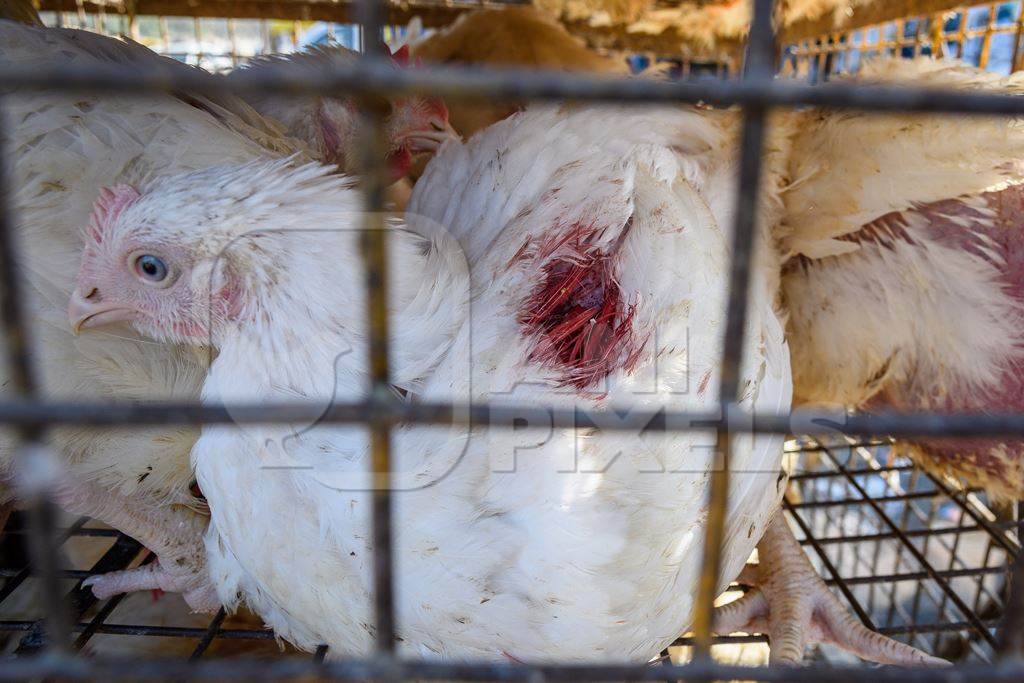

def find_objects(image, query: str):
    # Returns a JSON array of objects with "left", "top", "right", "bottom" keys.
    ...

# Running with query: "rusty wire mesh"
[{"left": 2, "top": 0, "right": 1024, "bottom": 680}]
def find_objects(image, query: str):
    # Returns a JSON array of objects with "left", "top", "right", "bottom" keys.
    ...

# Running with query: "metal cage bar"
[
  {"left": 356, "top": 0, "right": 398, "bottom": 657},
  {"left": 690, "top": 0, "right": 775, "bottom": 659},
  {"left": 0, "top": 83, "right": 70, "bottom": 652}
]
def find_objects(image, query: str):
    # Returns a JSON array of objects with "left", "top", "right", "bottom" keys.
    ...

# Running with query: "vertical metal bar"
[
  {"left": 980, "top": 3, "right": 998, "bottom": 69},
  {"left": 159, "top": 15, "right": 169, "bottom": 54},
  {"left": 689, "top": 0, "right": 774, "bottom": 661},
  {"left": 260, "top": 18, "right": 271, "bottom": 54},
  {"left": 128, "top": 8, "right": 139, "bottom": 43},
  {"left": 1011, "top": 2, "right": 1024, "bottom": 72},
  {"left": 357, "top": 0, "right": 396, "bottom": 657},
  {"left": 930, "top": 12, "right": 945, "bottom": 57},
  {"left": 0, "top": 101, "right": 69, "bottom": 651},
  {"left": 194, "top": 17, "right": 204, "bottom": 69},
  {"left": 893, "top": 18, "right": 905, "bottom": 57},
  {"left": 795, "top": 40, "right": 811, "bottom": 81},
  {"left": 227, "top": 19, "right": 239, "bottom": 68},
  {"left": 957, "top": 10, "right": 969, "bottom": 59}
]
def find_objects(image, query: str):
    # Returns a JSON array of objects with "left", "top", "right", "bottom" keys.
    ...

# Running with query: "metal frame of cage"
[
  {"left": 3, "top": 0, "right": 1024, "bottom": 679},
  {"left": 785, "top": 1, "right": 1024, "bottom": 81},
  {"left": 47, "top": 11, "right": 310, "bottom": 70}
]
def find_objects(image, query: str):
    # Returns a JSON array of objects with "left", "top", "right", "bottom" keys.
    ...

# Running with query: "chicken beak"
[{"left": 68, "top": 288, "right": 137, "bottom": 334}]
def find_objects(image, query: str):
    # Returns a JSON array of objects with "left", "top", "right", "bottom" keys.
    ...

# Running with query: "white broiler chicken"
[
  {"left": 0, "top": 19, "right": 316, "bottom": 610},
  {"left": 1, "top": 17, "right": 456, "bottom": 607},
  {"left": 228, "top": 43, "right": 456, "bottom": 181},
  {"left": 782, "top": 59, "right": 1024, "bottom": 501},
  {"left": 68, "top": 103, "right": 939, "bottom": 664},
  {"left": 68, "top": 105, "right": 787, "bottom": 661},
  {"left": 409, "top": 105, "right": 945, "bottom": 666}
]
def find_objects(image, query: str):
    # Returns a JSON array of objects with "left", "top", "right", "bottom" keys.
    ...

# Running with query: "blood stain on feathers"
[{"left": 518, "top": 220, "right": 641, "bottom": 389}]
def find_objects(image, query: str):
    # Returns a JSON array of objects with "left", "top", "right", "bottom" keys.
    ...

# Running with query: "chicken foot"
[
  {"left": 406, "top": 119, "right": 461, "bottom": 154},
  {"left": 713, "top": 512, "right": 947, "bottom": 665},
  {"left": 53, "top": 477, "right": 219, "bottom": 612}
]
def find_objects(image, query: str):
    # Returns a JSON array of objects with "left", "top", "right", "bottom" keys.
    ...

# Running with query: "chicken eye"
[{"left": 134, "top": 254, "right": 168, "bottom": 282}]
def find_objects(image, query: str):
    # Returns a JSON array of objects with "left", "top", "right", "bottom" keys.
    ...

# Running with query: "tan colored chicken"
[
  {"left": 409, "top": 7, "right": 627, "bottom": 139},
  {"left": 782, "top": 58, "right": 1024, "bottom": 500}
]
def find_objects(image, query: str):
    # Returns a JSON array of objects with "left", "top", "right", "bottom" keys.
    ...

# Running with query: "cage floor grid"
[{"left": 0, "top": 439, "right": 1017, "bottom": 664}]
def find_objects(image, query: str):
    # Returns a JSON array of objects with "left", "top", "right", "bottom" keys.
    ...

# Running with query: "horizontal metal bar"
[
  {"left": 8, "top": 59, "right": 1024, "bottom": 116},
  {"left": 789, "top": 488, "right": 973, "bottom": 509},
  {"left": 675, "top": 618, "right": 1004, "bottom": 646},
  {"left": 785, "top": 440, "right": 892, "bottom": 455},
  {"left": 670, "top": 634, "right": 769, "bottom": 647},
  {"left": 37, "top": 0, "right": 495, "bottom": 26},
  {"left": 0, "top": 654, "right": 1021, "bottom": 682},
  {"left": 0, "top": 527, "right": 120, "bottom": 539},
  {"left": 878, "top": 619, "right": 1003, "bottom": 637},
  {"left": 7, "top": 400, "right": 1024, "bottom": 440},
  {"left": 4, "top": 397, "right": 1024, "bottom": 440},
  {"left": 790, "top": 463, "right": 915, "bottom": 479},
  {"left": 0, "top": 621, "right": 276, "bottom": 640},
  {"left": 0, "top": 611, "right": 1000, "bottom": 644},
  {"left": 801, "top": 523, "right": 1024, "bottom": 548},
  {"left": 824, "top": 565, "right": 1010, "bottom": 587}
]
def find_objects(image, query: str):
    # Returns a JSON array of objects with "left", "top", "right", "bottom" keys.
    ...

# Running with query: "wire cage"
[
  {"left": 2, "top": 0, "right": 1024, "bottom": 680},
  {"left": 1, "top": 439, "right": 1018, "bottom": 668},
  {"left": 782, "top": 440, "right": 1020, "bottom": 664},
  {"left": 784, "top": 2, "right": 1024, "bottom": 82}
]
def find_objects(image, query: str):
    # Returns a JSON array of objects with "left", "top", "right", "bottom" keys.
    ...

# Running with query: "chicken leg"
[
  {"left": 713, "top": 512, "right": 947, "bottom": 665},
  {"left": 53, "top": 477, "right": 218, "bottom": 612}
]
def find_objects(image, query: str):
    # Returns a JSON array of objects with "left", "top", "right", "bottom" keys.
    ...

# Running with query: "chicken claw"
[
  {"left": 84, "top": 559, "right": 219, "bottom": 612},
  {"left": 714, "top": 512, "right": 948, "bottom": 666},
  {"left": 52, "top": 477, "right": 218, "bottom": 613}
]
